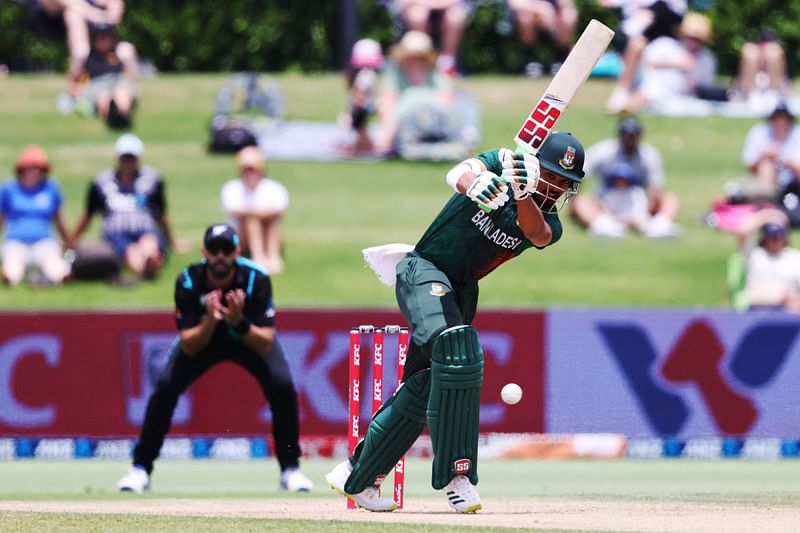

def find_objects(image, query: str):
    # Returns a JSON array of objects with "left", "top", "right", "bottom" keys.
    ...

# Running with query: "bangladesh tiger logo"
[{"left": 559, "top": 146, "right": 576, "bottom": 170}]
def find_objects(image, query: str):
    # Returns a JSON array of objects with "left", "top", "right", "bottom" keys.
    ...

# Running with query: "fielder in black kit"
[{"left": 117, "top": 223, "right": 313, "bottom": 493}]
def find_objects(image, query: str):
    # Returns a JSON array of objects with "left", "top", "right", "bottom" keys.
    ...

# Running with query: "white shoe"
[
  {"left": 645, "top": 214, "right": 682, "bottom": 239},
  {"left": 444, "top": 475, "right": 482, "bottom": 513},
  {"left": 589, "top": 214, "right": 627, "bottom": 239},
  {"left": 280, "top": 467, "right": 314, "bottom": 492},
  {"left": 117, "top": 466, "right": 150, "bottom": 494},
  {"left": 324, "top": 460, "right": 397, "bottom": 512}
]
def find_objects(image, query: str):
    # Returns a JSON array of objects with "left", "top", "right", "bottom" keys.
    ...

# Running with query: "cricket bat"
[{"left": 514, "top": 19, "right": 615, "bottom": 155}]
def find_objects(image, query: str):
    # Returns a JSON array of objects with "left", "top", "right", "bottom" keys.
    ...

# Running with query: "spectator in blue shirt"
[{"left": 0, "top": 145, "right": 70, "bottom": 286}]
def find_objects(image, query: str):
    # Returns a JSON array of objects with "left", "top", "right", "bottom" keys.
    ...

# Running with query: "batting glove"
[
  {"left": 499, "top": 148, "right": 540, "bottom": 200},
  {"left": 466, "top": 170, "right": 509, "bottom": 212}
]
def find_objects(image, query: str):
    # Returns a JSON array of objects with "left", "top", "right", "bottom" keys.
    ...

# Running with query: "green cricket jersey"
[{"left": 414, "top": 148, "right": 563, "bottom": 285}]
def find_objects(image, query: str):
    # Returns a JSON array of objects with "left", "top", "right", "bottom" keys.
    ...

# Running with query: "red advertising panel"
[{"left": 0, "top": 310, "right": 544, "bottom": 438}]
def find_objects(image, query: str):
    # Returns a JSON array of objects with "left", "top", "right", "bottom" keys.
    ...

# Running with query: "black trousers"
[{"left": 132, "top": 335, "right": 301, "bottom": 474}]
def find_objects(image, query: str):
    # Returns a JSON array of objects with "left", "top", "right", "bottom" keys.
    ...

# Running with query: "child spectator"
[
  {"left": 340, "top": 38, "right": 384, "bottom": 155},
  {"left": 69, "top": 134, "right": 178, "bottom": 279},
  {"left": 576, "top": 116, "right": 681, "bottom": 237},
  {"left": 742, "top": 101, "right": 800, "bottom": 193},
  {"left": 506, "top": 0, "right": 578, "bottom": 77},
  {"left": 0, "top": 145, "right": 70, "bottom": 286},
  {"left": 221, "top": 147, "right": 289, "bottom": 274},
  {"left": 69, "top": 22, "right": 138, "bottom": 129}
]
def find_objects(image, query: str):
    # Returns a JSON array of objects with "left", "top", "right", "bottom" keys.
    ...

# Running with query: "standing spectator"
[
  {"left": 624, "top": 12, "right": 717, "bottom": 112},
  {"left": 116, "top": 223, "right": 313, "bottom": 494},
  {"left": 340, "top": 38, "right": 384, "bottom": 155},
  {"left": 23, "top": 0, "right": 124, "bottom": 87},
  {"left": 0, "top": 145, "right": 70, "bottom": 286},
  {"left": 221, "top": 147, "right": 289, "bottom": 274},
  {"left": 506, "top": 0, "right": 578, "bottom": 77},
  {"left": 69, "top": 134, "right": 178, "bottom": 279},
  {"left": 731, "top": 208, "right": 800, "bottom": 312},
  {"left": 602, "top": 0, "right": 687, "bottom": 113},
  {"left": 69, "top": 22, "right": 139, "bottom": 129},
  {"left": 376, "top": 30, "right": 454, "bottom": 155},
  {"left": 574, "top": 116, "right": 681, "bottom": 237},
  {"left": 741, "top": 101, "right": 800, "bottom": 193},
  {"left": 736, "top": 28, "right": 790, "bottom": 106},
  {"left": 394, "top": 0, "right": 468, "bottom": 76}
]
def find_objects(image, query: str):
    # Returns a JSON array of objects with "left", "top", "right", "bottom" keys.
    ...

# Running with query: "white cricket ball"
[{"left": 501, "top": 383, "right": 523, "bottom": 405}]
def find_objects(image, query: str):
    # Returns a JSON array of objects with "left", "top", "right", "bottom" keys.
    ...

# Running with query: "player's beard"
[{"left": 208, "top": 257, "right": 234, "bottom": 279}]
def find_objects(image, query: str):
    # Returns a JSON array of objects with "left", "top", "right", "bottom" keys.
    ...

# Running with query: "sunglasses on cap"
[{"left": 206, "top": 240, "right": 236, "bottom": 255}]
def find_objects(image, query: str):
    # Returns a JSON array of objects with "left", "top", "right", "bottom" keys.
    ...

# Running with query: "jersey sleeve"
[
  {"left": 246, "top": 274, "right": 276, "bottom": 327},
  {"left": 174, "top": 270, "right": 202, "bottom": 330},
  {"left": 475, "top": 148, "right": 503, "bottom": 175},
  {"left": 0, "top": 182, "right": 9, "bottom": 216},
  {"left": 541, "top": 212, "right": 563, "bottom": 248},
  {"left": 641, "top": 144, "right": 666, "bottom": 189},
  {"left": 49, "top": 179, "right": 63, "bottom": 211},
  {"left": 150, "top": 179, "right": 166, "bottom": 216}
]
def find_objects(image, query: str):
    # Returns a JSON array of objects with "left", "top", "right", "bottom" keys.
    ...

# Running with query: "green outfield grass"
[
  {"left": 1, "top": 459, "right": 798, "bottom": 532},
  {"left": 0, "top": 73, "right": 764, "bottom": 310}
]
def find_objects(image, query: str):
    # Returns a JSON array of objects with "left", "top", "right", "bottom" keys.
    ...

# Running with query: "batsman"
[{"left": 326, "top": 131, "right": 586, "bottom": 512}]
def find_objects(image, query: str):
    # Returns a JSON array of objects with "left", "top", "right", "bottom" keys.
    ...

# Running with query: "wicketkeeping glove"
[
  {"left": 466, "top": 170, "right": 509, "bottom": 212},
  {"left": 499, "top": 147, "right": 540, "bottom": 200}
]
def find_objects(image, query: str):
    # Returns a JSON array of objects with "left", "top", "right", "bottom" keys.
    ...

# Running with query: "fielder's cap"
[
  {"left": 537, "top": 131, "right": 585, "bottom": 183},
  {"left": 351, "top": 38, "right": 384, "bottom": 69},
  {"left": 603, "top": 161, "right": 641, "bottom": 186},
  {"left": 15, "top": 144, "right": 50, "bottom": 173},
  {"left": 769, "top": 101, "right": 794, "bottom": 120},
  {"left": 115, "top": 133, "right": 144, "bottom": 157},
  {"left": 761, "top": 222, "right": 788, "bottom": 238},
  {"left": 619, "top": 116, "right": 643, "bottom": 136},
  {"left": 203, "top": 223, "right": 240, "bottom": 248}
]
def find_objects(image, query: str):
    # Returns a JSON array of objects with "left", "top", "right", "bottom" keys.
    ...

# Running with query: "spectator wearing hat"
[
  {"left": 731, "top": 208, "right": 800, "bottom": 312},
  {"left": 221, "top": 146, "right": 289, "bottom": 274},
  {"left": 0, "top": 145, "right": 70, "bottom": 286},
  {"left": 393, "top": 0, "right": 469, "bottom": 77},
  {"left": 574, "top": 116, "right": 681, "bottom": 237},
  {"left": 376, "top": 30, "right": 453, "bottom": 155},
  {"left": 69, "top": 21, "right": 139, "bottom": 129},
  {"left": 69, "top": 134, "right": 179, "bottom": 279},
  {"left": 340, "top": 38, "right": 384, "bottom": 155},
  {"left": 742, "top": 101, "right": 800, "bottom": 193},
  {"left": 623, "top": 12, "right": 718, "bottom": 113}
]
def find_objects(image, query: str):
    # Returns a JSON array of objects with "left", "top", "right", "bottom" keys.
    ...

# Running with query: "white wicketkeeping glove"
[
  {"left": 465, "top": 170, "right": 509, "bottom": 211},
  {"left": 499, "top": 148, "right": 540, "bottom": 200}
]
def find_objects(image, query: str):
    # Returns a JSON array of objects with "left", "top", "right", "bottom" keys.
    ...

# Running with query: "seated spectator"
[
  {"left": 221, "top": 147, "right": 288, "bottom": 274},
  {"left": 339, "top": 38, "right": 384, "bottom": 156},
  {"left": 625, "top": 12, "right": 718, "bottom": 112},
  {"left": 506, "top": 0, "right": 578, "bottom": 77},
  {"left": 376, "top": 30, "right": 454, "bottom": 155},
  {"left": 69, "top": 22, "right": 138, "bottom": 129},
  {"left": 69, "top": 134, "right": 178, "bottom": 279},
  {"left": 0, "top": 145, "right": 70, "bottom": 286},
  {"left": 394, "top": 0, "right": 468, "bottom": 76},
  {"left": 574, "top": 116, "right": 681, "bottom": 237},
  {"left": 731, "top": 208, "right": 800, "bottom": 312},
  {"left": 736, "top": 28, "right": 790, "bottom": 106},
  {"left": 24, "top": 0, "right": 124, "bottom": 87},
  {"left": 742, "top": 101, "right": 800, "bottom": 193},
  {"left": 603, "top": 0, "right": 686, "bottom": 113}
]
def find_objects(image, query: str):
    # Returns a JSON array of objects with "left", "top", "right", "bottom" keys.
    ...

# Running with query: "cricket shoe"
[
  {"left": 444, "top": 475, "right": 482, "bottom": 513},
  {"left": 280, "top": 467, "right": 314, "bottom": 492},
  {"left": 117, "top": 465, "right": 150, "bottom": 494},
  {"left": 324, "top": 460, "right": 397, "bottom": 512}
]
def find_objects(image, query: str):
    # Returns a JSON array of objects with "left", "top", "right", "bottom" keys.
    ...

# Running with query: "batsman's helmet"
[{"left": 537, "top": 131, "right": 585, "bottom": 183}]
